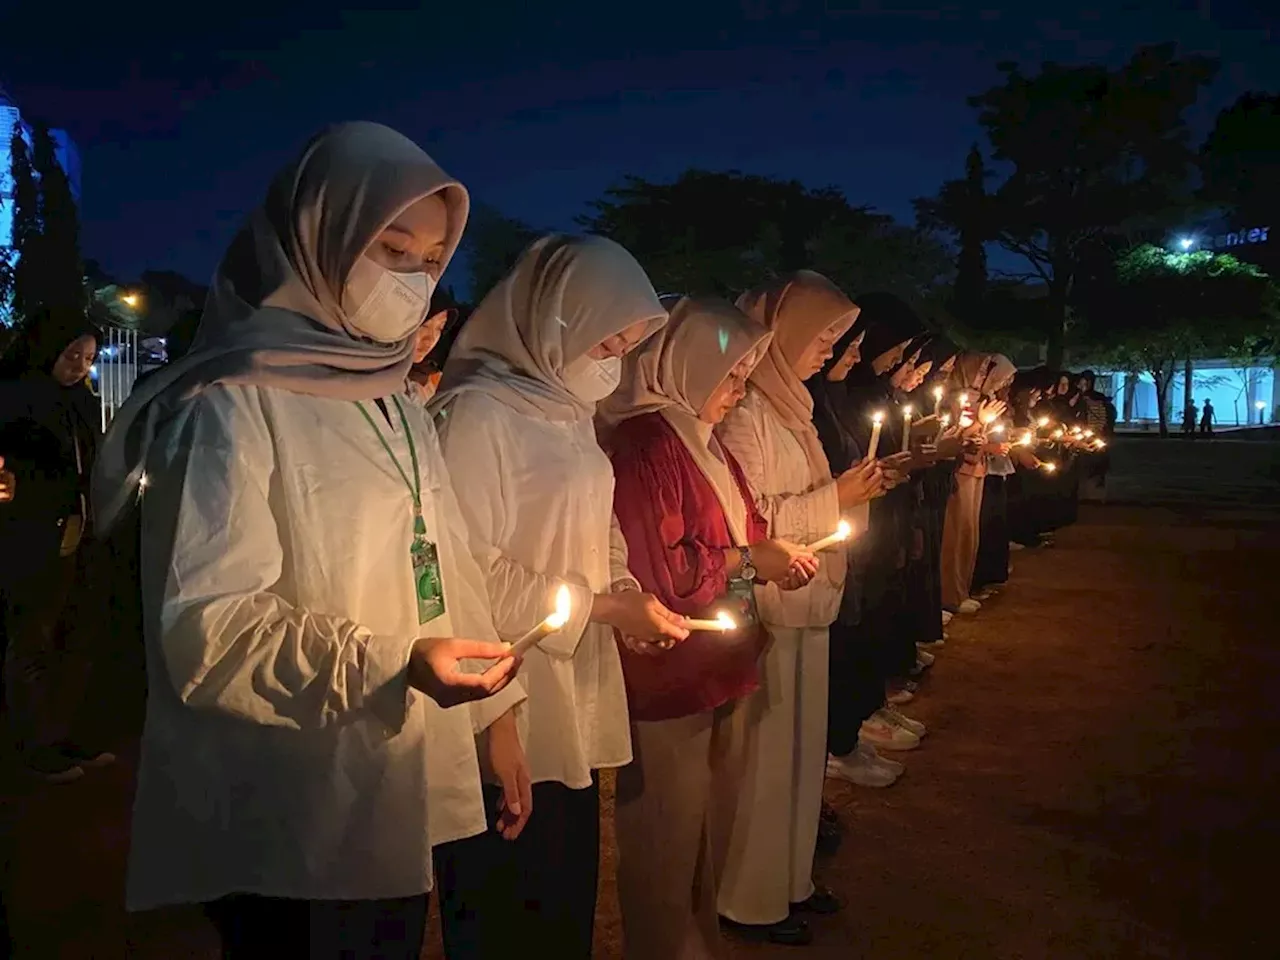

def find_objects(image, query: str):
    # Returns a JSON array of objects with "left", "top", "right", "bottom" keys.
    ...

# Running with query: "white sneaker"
[
  {"left": 886, "top": 681, "right": 917, "bottom": 705},
  {"left": 826, "top": 750, "right": 900, "bottom": 787},
  {"left": 1009, "top": 541, "right": 1026, "bottom": 551},
  {"left": 857, "top": 739, "right": 904, "bottom": 775},
  {"left": 915, "top": 647, "right": 936, "bottom": 666},
  {"left": 941, "top": 610, "right": 954, "bottom": 625},
  {"left": 918, "top": 637, "right": 945, "bottom": 649},
  {"left": 957, "top": 598, "right": 982, "bottom": 614},
  {"left": 860, "top": 714, "right": 921, "bottom": 751},
  {"left": 877, "top": 704, "right": 926, "bottom": 738}
]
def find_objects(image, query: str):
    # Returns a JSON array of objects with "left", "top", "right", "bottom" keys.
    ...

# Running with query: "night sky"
[{"left": 1, "top": 1, "right": 1275, "bottom": 298}]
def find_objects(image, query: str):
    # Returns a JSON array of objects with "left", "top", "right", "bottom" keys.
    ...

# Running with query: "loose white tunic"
[
  {"left": 437, "top": 391, "right": 633, "bottom": 789},
  {"left": 127, "top": 384, "right": 523, "bottom": 910}
]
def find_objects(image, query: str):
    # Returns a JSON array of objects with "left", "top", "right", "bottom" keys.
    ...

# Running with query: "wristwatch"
[{"left": 739, "top": 545, "right": 757, "bottom": 582}]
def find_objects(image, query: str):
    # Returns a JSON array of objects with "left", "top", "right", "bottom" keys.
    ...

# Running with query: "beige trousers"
[
  {"left": 941, "top": 471, "right": 985, "bottom": 609},
  {"left": 716, "top": 626, "right": 829, "bottom": 925},
  {"left": 615, "top": 699, "right": 750, "bottom": 960}
]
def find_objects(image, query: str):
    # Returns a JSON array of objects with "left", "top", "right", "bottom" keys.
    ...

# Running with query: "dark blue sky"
[{"left": 1, "top": 1, "right": 1275, "bottom": 297}]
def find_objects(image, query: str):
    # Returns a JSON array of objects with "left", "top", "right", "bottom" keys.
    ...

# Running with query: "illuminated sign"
[{"left": 1204, "top": 226, "right": 1269, "bottom": 250}]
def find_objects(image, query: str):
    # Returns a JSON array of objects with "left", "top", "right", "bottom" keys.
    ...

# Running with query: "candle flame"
[
  {"left": 902, "top": 405, "right": 913, "bottom": 417},
  {"left": 990, "top": 423, "right": 1005, "bottom": 434},
  {"left": 1038, "top": 416, "right": 1050, "bottom": 427},
  {"left": 1042, "top": 462, "right": 1057, "bottom": 472},
  {"left": 715, "top": 611, "right": 736, "bottom": 631},
  {"left": 933, "top": 386, "right": 944, "bottom": 400},
  {"left": 1020, "top": 433, "right": 1033, "bottom": 446},
  {"left": 1096, "top": 440, "right": 1107, "bottom": 449},
  {"left": 138, "top": 472, "right": 150, "bottom": 489},
  {"left": 547, "top": 585, "right": 572, "bottom": 629},
  {"left": 835, "top": 520, "right": 852, "bottom": 541},
  {"left": 941, "top": 414, "right": 951, "bottom": 425},
  {"left": 1083, "top": 429, "right": 1094, "bottom": 438},
  {"left": 872, "top": 411, "right": 884, "bottom": 424}
]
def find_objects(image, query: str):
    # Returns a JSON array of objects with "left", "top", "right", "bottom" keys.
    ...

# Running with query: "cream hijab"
[
  {"left": 953, "top": 352, "right": 1017, "bottom": 396},
  {"left": 92, "top": 121, "right": 469, "bottom": 534},
  {"left": 597, "top": 296, "right": 772, "bottom": 545},
  {"left": 735, "top": 270, "right": 860, "bottom": 486},
  {"left": 432, "top": 234, "right": 667, "bottom": 423}
]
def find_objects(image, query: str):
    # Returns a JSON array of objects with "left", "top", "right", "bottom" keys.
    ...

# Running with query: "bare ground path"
[{"left": 4, "top": 502, "right": 1278, "bottom": 958}]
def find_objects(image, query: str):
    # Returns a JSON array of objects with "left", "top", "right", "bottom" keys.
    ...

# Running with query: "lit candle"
[
  {"left": 510, "top": 585, "right": 573, "bottom": 656},
  {"left": 1083, "top": 429, "right": 1094, "bottom": 438},
  {"left": 932, "top": 386, "right": 944, "bottom": 417},
  {"left": 901, "top": 405, "right": 914, "bottom": 453},
  {"left": 1041, "top": 461, "right": 1057, "bottom": 473},
  {"left": 684, "top": 611, "right": 737, "bottom": 633},
  {"left": 867, "top": 411, "right": 885, "bottom": 459},
  {"left": 990, "top": 422, "right": 1005, "bottom": 435},
  {"left": 935, "top": 412, "right": 951, "bottom": 442},
  {"left": 1052, "top": 428, "right": 1064, "bottom": 440},
  {"left": 1037, "top": 416, "right": 1051, "bottom": 434},
  {"left": 1019, "top": 431, "right": 1034, "bottom": 447},
  {"left": 806, "top": 520, "right": 853, "bottom": 552}
]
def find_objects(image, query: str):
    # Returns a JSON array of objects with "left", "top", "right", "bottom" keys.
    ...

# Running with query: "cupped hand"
[{"left": 408, "top": 637, "right": 521, "bottom": 709}]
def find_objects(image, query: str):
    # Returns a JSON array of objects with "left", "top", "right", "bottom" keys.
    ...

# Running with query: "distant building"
[{"left": 0, "top": 83, "right": 83, "bottom": 320}]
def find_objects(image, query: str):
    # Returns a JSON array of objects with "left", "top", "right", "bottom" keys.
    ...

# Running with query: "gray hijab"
[{"left": 92, "top": 121, "right": 469, "bottom": 533}]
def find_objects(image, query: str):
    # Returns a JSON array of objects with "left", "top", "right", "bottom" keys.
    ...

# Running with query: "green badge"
[
  {"left": 412, "top": 538, "right": 446, "bottom": 625},
  {"left": 721, "top": 576, "right": 760, "bottom": 631}
]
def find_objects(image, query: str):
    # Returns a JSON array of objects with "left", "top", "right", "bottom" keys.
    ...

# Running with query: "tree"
[
  {"left": 916, "top": 44, "right": 1218, "bottom": 367},
  {"left": 30, "top": 123, "right": 84, "bottom": 318},
  {"left": 580, "top": 169, "right": 948, "bottom": 302},
  {"left": 1080, "top": 244, "right": 1278, "bottom": 436},
  {"left": 8, "top": 125, "right": 41, "bottom": 326},
  {"left": 951, "top": 146, "right": 989, "bottom": 322},
  {"left": 461, "top": 204, "right": 541, "bottom": 302},
  {"left": 1200, "top": 92, "right": 1280, "bottom": 221}
]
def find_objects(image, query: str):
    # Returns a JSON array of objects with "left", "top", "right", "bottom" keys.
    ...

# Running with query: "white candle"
[
  {"left": 932, "top": 386, "right": 944, "bottom": 417},
  {"left": 989, "top": 422, "right": 1005, "bottom": 435},
  {"left": 935, "top": 412, "right": 951, "bottom": 442},
  {"left": 867, "top": 411, "right": 884, "bottom": 459},
  {"left": 806, "top": 520, "right": 853, "bottom": 552},
  {"left": 510, "top": 585, "right": 573, "bottom": 656},
  {"left": 684, "top": 611, "right": 737, "bottom": 632},
  {"left": 900, "top": 405, "right": 913, "bottom": 453},
  {"left": 1041, "top": 461, "right": 1057, "bottom": 473}
]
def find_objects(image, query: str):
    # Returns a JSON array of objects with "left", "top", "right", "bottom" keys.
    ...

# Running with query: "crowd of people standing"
[{"left": 0, "top": 121, "right": 1112, "bottom": 958}]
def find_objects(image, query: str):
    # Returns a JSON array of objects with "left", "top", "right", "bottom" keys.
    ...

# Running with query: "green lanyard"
[{"left": 354, "top": 397, "right": 426, "bottom": 537}]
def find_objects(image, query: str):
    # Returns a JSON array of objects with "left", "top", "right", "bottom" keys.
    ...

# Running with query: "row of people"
[{"left": 1, "top": 120, "right": 1105, "bottom": 958}]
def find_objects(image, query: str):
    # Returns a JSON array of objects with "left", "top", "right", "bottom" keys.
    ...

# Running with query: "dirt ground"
[{"left": 4, "top": 501, "right": 1279, "bottom": 959}]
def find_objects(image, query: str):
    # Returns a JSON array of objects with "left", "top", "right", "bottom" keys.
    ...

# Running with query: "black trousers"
[
  {"left": 827, "top": 619, "right": 886, "bottom": 757},
  {"left": 204, "top": 893, "right": 428, "bottom": 960},
  {"left": 971, "top": 475, "right": 1010, "bottom": 593},
  {"left": 435, "top": 776, "right": 601, "bottom": 959}
]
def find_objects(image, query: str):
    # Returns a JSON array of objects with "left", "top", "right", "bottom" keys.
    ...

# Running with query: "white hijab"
[{"left": 432, "top": 234, "right": 667, "bottom": 422}]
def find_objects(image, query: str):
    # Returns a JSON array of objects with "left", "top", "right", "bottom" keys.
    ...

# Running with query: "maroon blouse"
[{"left": 609, "top": 412, "right": 769, "bottom": 722}]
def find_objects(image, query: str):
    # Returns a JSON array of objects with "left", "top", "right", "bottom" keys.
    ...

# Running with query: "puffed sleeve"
[{"left": 150, "top": 386, "right": 415, "bottom": 733}]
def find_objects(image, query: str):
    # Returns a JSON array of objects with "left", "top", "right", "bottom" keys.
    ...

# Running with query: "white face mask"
[
  {"left": 345, "top": 256, "right": 435, "bottom": 343},
  {"left": 563, "top": 354, "right": 622, "bottom": 404}
]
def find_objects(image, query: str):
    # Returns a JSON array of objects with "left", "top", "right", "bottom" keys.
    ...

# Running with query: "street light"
[
  {"left": 1178, "top": 236, "right": 1194, "bottom": 251},
  {"left": 1257, "top": 400, "right": 1267, "bottom": 425}
]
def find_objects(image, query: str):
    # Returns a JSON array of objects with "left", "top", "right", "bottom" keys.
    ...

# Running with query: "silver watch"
[{"left": 740, "top": 545, "right": 757, "bottom": 581}]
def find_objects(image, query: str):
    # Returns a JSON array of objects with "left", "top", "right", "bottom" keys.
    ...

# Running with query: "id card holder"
[
  {"left": 411, "top": 539, "right": 446, "bottom": 625},
  {"left": 721, "top": 576, "right": 760, "bottom": 632}
]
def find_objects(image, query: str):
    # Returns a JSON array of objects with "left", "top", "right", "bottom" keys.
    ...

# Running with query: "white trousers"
[{"left": 716, "top": 626, "right": 829, "bottom": 925}]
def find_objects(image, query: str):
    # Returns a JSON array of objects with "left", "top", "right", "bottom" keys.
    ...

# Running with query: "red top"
[{"left": 609, "top": 412, "right": 769, "bottom": 721}]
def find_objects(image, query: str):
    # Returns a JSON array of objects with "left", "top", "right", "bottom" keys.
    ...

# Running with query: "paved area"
[
  {"left": 4, "top": 498, "right": 1278, "bottom": 958},
  {"left": 1104, "top": 436, "right": 1280, "bottom": 505}
]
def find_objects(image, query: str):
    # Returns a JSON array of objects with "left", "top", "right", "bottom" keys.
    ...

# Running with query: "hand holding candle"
[
  {"left": 510, "top": 585, "right": 573, "bottom": 657},
  {"left": 805, "top": 519, "right": 853, "bottom": 552},
  {"left": 867, "top": 411, "right": 885, "bottom": 459}
]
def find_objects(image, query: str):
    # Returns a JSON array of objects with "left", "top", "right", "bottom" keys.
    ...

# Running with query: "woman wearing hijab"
[
  {"left": 832, "top": 293, "right": 932, "bottom": 740},
  {"left": 432, "top": 234, "right": 688, "bottom": 958},
  {"left": 969, "top": 356, "right": 1018, "bottom": 599},
  {"left": 598, "top": 296, "right": 820, "bottom": 960},
  {"left": 714, "top": 271, "right": 868, "bottom": 946},
  {"left": 0, "top": 312, "right": 113, "bottom": 783},
  {"left": 939, "top": 353, "right": 1013, "bottom": 615},
  {"left": 91, "top": 123, "right": 524, "bottom": 960},
  {"left": 907, "top": 335, "right": 961, "bottom": 650}
]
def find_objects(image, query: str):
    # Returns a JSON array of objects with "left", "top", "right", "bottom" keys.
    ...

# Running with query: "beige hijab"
[
  {"left": 92, "top": 121, "right": 469, "bottom": 534},
  {"left": 735, "top": 270, "right": 859, "bottom": 485},
  {"left": 952, "top": 352, "right": 1016, "bottom": 395},
  {"left": 597, "top": 296, "right": 773, "bottom": 545},
  {"left": 432, "top": 234, "right": 667, "bottom": 422}
]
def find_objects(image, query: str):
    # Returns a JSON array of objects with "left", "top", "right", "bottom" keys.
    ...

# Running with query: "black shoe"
[
  {"left": 815, "top": 816, "right": 842, "bottom": 858},
  {"left": 721, "top": 915, "right": 812, "bottom": 946},
  {"left": 819, "top": 801, "right": 841, "bottom": 826},
  {"left": 791, "top": 885, "right": 843, "bottom": 916}
]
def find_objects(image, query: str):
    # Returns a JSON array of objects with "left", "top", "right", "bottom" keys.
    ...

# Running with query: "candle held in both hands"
[
  {"left": 510, "top": 585, "right": 573, "bottom": 656},
  {"left": 806, "top": 520, "right": 853, "bottom": 552},
  {"left": 867, "top": 411, "right": 885, "bottom": 460},
  {"left": 685, "top": 611, "right": 737, "bottom": 632}
]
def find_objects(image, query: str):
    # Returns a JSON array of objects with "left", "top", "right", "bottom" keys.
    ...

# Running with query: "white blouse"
[
  {"left": 717, "top": 387, "right": 846, "bottom": 629},
  {"left": 127, "top": 385, "right": 523, "bottom": 910},
  {"left": 437, "top": 391, "right": 633, "bottom": 789}
]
